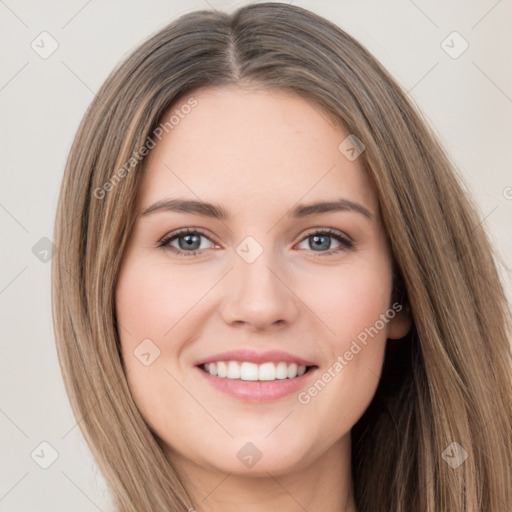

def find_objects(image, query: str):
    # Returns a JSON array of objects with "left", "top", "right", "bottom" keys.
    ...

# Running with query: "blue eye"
[
  {"left": 158, "top": 228, "right": 354, "bottom": 257},
  {"left": 297, "top": 229, "right": 354, "bottom": 255},
  {"left": 158, "top": 229, "right": 214, "bottom": 256}
]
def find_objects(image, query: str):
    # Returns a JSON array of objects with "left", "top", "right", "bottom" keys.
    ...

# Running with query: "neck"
[{"left": 170, "top": 434, "right": 357, "bottom": 512}]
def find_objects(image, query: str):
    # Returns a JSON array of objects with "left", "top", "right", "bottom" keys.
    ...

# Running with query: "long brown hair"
[{"left": 52, "top": 3, "right": 512, "bottom": 511}]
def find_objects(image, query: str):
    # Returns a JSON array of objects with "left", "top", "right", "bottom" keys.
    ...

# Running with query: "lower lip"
[{"left": 196, "top": 366, "right": 318, "bottom": 402}]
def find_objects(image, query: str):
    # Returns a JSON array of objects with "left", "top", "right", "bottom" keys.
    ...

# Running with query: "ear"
[{"left": 387, "top": 304, "right": 412, "bottom": 340}]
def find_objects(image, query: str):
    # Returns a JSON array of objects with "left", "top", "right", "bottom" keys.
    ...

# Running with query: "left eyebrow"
[
  {"left": 290, "top": 199, "right": 373, "bottom": 220},
  {"left": 141, "top": 197, "right": 373, "bottom": 221}
]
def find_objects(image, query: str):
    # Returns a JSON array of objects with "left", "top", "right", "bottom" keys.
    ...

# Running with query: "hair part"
[{"left": 52, "top": 3, "right": 512, "bottom": 511}]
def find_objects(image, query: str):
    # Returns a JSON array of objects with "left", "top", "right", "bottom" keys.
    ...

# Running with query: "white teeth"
[
  {"left": 287, "top": 363, "right": 298, "bottom": 379},
  {"left": 259, "top": 362, "right": 276, "bottom": 381},
  {"left": 276, "top": 362, "right": 288, "bottom": 380},
  {"left": 202, "top": 361, "right": 310, "bottom": 381},
  {"left": 227, "top": 361, "right": 241, "bottom": 379},
  {"left": 240, "top": 362, "right": 259, "bottom": 381},
  {"left": 207, "top": 362, "right": 218, "bottom": 376},
  {"left": 217, "top": 361, "right": 227, "bottom": 378}
]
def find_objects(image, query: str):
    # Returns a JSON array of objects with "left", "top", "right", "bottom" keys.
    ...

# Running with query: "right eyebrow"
[{"left": 142, "top": 198, "right": 229, "bottom": 219}]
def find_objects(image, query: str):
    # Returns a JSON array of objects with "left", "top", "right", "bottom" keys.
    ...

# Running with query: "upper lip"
[{"left": 194, "top": 349, "right": 316, "bottom": 367}]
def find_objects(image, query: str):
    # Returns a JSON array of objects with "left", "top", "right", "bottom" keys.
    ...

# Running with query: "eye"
[
  {"left": 158, "top": 227, "right": 354, "bottom": 257},
  {"left": 158, "top": 228, "right": 216, "bottom": 256},
  {"left": 295, "top": 229, "right": 354, "bottom": 256}
]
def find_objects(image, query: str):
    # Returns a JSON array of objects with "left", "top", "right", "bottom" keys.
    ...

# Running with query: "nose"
[{"left": 218, "top": 250, "right": 300, "bottom": 332}]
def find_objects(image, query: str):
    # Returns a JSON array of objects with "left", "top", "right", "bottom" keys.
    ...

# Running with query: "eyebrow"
[{"left": 142, "top": 197, "right": 373, "bottom": 221}]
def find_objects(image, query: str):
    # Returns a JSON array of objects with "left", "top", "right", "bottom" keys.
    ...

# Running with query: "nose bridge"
[{"left": 219, "top": 235, "right": 298, "bottom": 329}]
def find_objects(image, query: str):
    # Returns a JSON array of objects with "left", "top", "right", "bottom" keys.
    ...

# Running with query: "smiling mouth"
[{"left": 199, "top": 361, "right": 317, "bottom": 381}]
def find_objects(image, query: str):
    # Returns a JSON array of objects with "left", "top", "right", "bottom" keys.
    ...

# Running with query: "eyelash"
[{"left": 157, "top": 228, "right": 354, "bottom": 258}]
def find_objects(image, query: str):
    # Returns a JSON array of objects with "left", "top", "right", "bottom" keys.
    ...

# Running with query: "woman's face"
[{"left": 115, "top": 85, "right": 409, "bottom": 480}]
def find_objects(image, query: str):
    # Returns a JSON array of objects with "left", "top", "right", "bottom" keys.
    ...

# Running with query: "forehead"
[{"left": 138, "top": 85, "right": 377, "bottom": 216}]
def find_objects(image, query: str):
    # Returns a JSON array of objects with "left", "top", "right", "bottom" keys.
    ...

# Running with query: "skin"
[{"left": 115, "top": 85, "right": 410, "bottom": 512}]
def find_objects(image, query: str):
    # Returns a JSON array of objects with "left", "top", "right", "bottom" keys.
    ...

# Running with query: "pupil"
[
  {"left": 311, "top": 234, "right": 330, "bottom": 251},
  {"left": 180, "top": 234, "right": 200, "bottom": 250}
]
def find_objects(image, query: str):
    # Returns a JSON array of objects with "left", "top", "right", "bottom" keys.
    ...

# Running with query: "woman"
[{"left": 52, "top": 3, "right": 512, "bottom": 511}]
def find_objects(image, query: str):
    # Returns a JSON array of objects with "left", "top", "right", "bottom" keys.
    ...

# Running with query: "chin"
[{"left": 211, "top": 434, "right": 316, "bottom": 477}]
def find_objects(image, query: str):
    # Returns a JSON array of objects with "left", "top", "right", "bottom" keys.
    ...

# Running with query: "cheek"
[
  {"left": 293, "top": 261, "right": 392, "bottom": 430},
  {"left": 115, "top": 258, "right": 207, "bottom": 430},
  {"left": 302, "top": 259, "right": 393, "bottom": 347},
  {"left": 115, "top": 258, "right": 215, "bottom": 342}
]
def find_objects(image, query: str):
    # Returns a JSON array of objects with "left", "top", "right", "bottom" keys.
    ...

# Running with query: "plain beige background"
[{"left": 1, "top": 1, "right": 511, "bottom": 510}]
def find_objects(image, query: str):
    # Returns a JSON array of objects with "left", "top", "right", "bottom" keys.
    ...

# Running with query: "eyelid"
[
  {"left": 299, "top": 226, "right": 353, "bottom": 243},
  {"left": 158, "top": 227, "right": 218, "bottom": 249}
]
